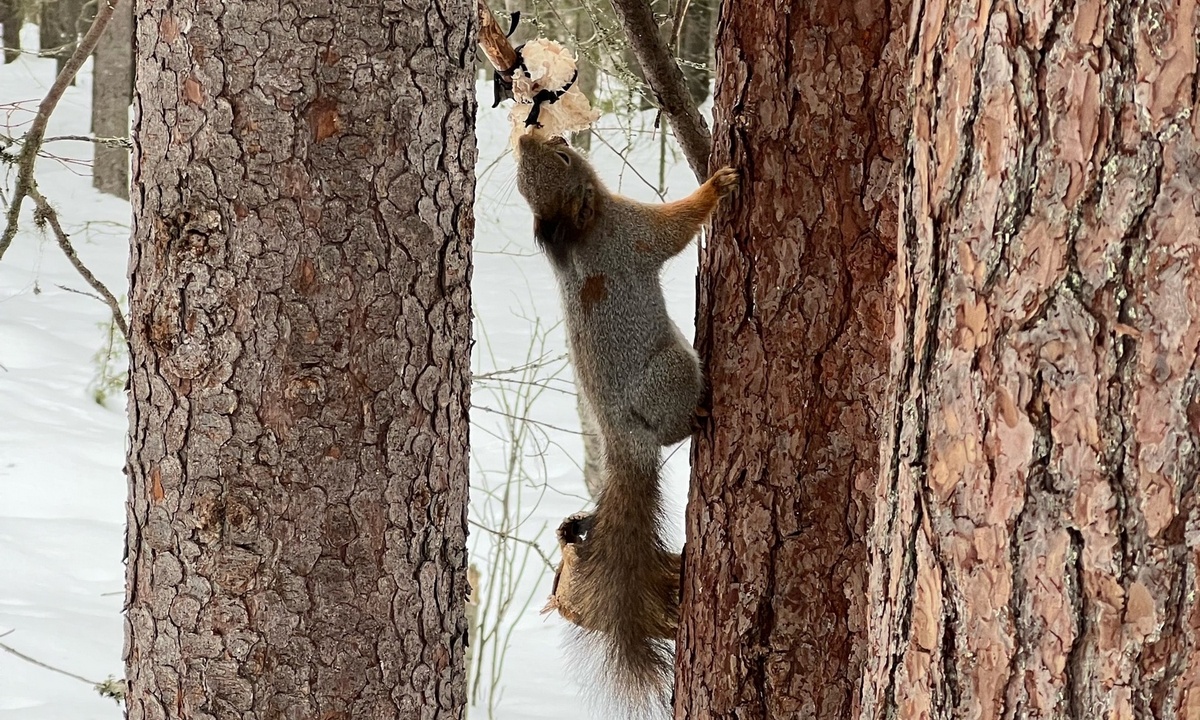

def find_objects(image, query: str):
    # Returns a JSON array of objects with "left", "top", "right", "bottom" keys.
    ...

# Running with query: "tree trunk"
[
  {"left": 40, "top": 0, "right": 83, "bottom": 75},
  {"left": 675, "top": 0, "right": 909, "bottom": 717},
  {"left": 91, "top": 0, "right": 131, "bottom": 199},
  {"left": 676, "top": 0, "right": 715, "bottom": 106},
  {"left": 858, "top": 0, "right": 1200, "bottom": 717},
  {"left": 1, "top": 0, "right": 20, "bottom": 64},
  {"left": 124, "top": 0, "right": 476, "bottom": 717},
  {"left": 39, "top": 0, "right": 63, "bottom": 61}
]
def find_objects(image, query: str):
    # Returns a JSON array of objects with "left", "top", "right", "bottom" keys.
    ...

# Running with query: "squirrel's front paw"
[{"left": 710, "top": 167, "right": 739, "bottom": 197}]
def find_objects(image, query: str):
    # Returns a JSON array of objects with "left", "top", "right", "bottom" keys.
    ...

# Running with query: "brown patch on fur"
[{"left": 580, "top": 273, "right": 608, "bottom": 314}]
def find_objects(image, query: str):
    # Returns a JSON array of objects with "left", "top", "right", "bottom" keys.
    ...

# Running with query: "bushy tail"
[{"left": 574, "top": 433, "right": 681, "bottom": 714}]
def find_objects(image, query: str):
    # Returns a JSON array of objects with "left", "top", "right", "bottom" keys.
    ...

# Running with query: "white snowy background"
[{"left": 0, "top": 26, "right": 701, "bottom": 719}]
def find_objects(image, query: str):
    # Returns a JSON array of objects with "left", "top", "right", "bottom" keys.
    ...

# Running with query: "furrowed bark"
[
  {"left": 859, "top": 0, "right": 1200, "bottom": 717},
  {"left": 124, "top": 0, "right": 476, "bottom": 717},
  {"left": 675, "top": 0, "right": 910, "bottom": 716}
]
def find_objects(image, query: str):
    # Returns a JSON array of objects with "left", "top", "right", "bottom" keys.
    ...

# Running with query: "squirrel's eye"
[{"left": 555, "top": 151, "right": 571, "bottom": 166}]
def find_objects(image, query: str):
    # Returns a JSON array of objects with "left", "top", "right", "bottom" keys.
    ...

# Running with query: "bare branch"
[
  {"left": 608, "top": 0, "right": 711, "bottom": 181},
  {"left": 55, "top": 283, "right": 106, "bottom": 302},
  {"left": 42, "top": 134, "right": 134, "bottom": 149},
  {"left": 477, "top": 0, "right": 519, "bottom": 77},
  {"left": 0, "top": 0, "right": 119, "bottom": 261},
  {"left": 470, "top": 403, "right": 583, "bottom": 435},
  {"left": 28, "top": 186, "right": 129, "bottom": 341},
  {"left": 0, "top": 630, "right": 102, "bottom": 686}
]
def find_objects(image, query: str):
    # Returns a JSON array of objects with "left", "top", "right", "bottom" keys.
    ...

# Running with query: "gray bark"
[
  {"left": 90, "top": 0, "right": 131, "bottom": 199},
  {"left": 39, "top": 0, "right": 83, "bottom": 76},
  {"left": 124, "top": 0, "right": 477, "bottom": 717},
  {"left": 676, "top": 0, "right": 714, "bottom": 106}
]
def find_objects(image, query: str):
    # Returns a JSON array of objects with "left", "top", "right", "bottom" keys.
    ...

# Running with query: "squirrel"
[{"left": 515, "top": 133, "right": 738, "bottom": 712}]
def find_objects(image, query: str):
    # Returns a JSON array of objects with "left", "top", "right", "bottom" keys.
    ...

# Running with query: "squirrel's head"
[{"left": 515, "top": 134, "right": 601, "bottom": 247}]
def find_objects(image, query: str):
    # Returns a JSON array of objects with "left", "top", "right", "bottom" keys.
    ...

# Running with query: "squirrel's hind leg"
[{"left": 629, "top": 336, "right": 703, "bottom": 447}]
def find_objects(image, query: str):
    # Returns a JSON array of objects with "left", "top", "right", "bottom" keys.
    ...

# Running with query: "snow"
[{"left": 1, "top": 29, "right": 701, "bottom": 719}]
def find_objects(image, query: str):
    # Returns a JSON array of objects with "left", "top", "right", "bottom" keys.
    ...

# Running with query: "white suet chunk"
[{"left": 509, "top": 39, "right": 600, "bottom": 150}]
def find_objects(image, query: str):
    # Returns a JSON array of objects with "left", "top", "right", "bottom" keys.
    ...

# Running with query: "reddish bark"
[
  {"left": 859, "top": 0, "right": 1200, "bottom": 716},
  {"left": 675, "top": 0, "right": 910, "bottom": 716}
]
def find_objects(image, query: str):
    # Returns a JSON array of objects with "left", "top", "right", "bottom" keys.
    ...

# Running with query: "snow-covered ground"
[{"left": 0, "top": 27, "right": 701, "bottom": 719}]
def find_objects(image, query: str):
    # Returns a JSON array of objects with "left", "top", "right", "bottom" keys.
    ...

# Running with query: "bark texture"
[
  {"left": 859, "top": 0, "right": 1200, "bottom": 717},
  {"left": 91, "top": 0, "right": 132, "bottom": 199},
  {"left": 124, "top": 0, "right": 476, "bottom": 717},
  {"left": 675, "top": 0, "right": 910, "bottom": 717}
]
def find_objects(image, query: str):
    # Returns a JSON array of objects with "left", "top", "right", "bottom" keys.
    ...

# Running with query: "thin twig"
[
  {"left": 608, "top": 0, "right": 711, "bottom": 181},
  {"left": 0, "top": 0, "right": 119, "bottom": 261},
  {"left": 0, "top": 631, "right": 102, "bottom": 686},
  {"left": 42, "top": 134, "right": 134, "bottom": 149},
  {"left": 669, "top": 0, "right": 695, "bottom": 54},
  {"left": 55, "top": 284, "right": 106, "bottom": 302},
  {"left": 468, "top": 519, "right": 556, "bottom": 571},
  {"left": 473, "top": 352, "right": 567, "bottom": 380},
  {"left": 470, "top": 403, "right": 582, "bottom": 435},
  {"left": 29, "top": 186, "right": 129, "bottom": 340}
]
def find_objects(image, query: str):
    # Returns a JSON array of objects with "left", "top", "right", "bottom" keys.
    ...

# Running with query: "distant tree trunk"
[
  {"left": 1, "top": 0, "right": 20, "bottom": 64},
  {"left": 675, "top": 0, "right": 714, "bottom": 106},
  {"left": 40, "top": 0, "right": 82, "bottom": 75},
  {"left": 675, "top": 0, "right": 909, "bottom": 717},
  {"left": 91, "top": 0, "right": 131, "bottom": 199},
  {"left": 39, "top": 1, "right": 62, "bottom": 61},
  {"left": 124, "top": 0, "right": 476, "bottom": 718},
  {"left": 858, "top": 0, "right": 1200, "bottom": 717}
]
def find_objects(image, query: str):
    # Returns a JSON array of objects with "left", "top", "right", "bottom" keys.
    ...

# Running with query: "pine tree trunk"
[
  {"left": 1, "top": 0, "right": 20, "bottom": 64},
  {"left": 674, "top": 0, "right": 910, "bottom": 716},
  {"left": 124, "top": 0, "right": 477, "bottom": 717},
  {"left": 858, "top": 0, "right": 1200, "bottom": 717},
  {"left": 91, "top": 0, "right": 131, "bottom": 199}
]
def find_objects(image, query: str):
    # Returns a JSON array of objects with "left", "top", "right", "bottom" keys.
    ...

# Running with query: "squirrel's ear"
[{"left": 576, "top": 186, "right": 595, "bottom": 227}]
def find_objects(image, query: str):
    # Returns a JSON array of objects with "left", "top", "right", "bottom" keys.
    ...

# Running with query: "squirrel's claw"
[{"left": 710, "top": 167, "right": 740, "bottom": 198}]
